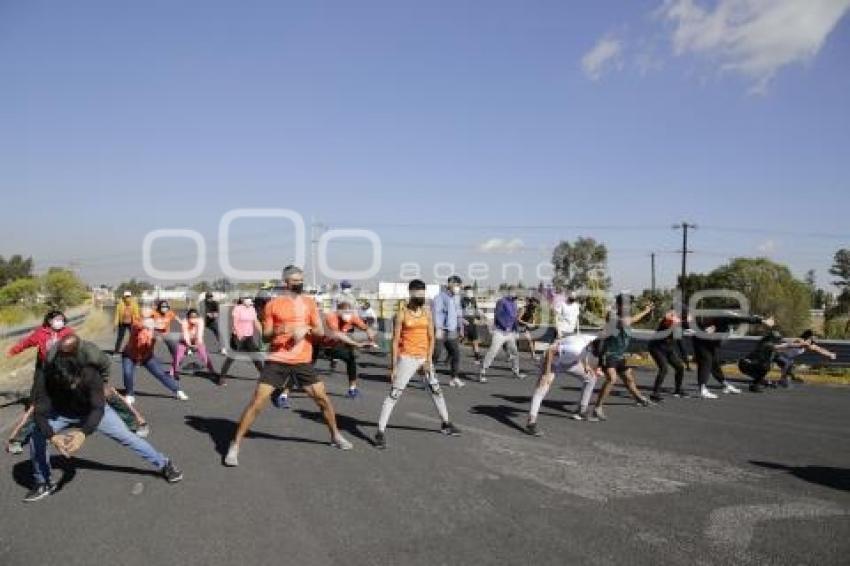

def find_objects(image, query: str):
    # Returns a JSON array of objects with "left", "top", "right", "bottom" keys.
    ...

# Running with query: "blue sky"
[{"left": 1, "top": 0, "right": 848, "bottom": 291}]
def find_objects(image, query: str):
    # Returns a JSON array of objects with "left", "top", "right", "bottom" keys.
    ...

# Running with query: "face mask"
[
  {"left": 160, "top": 307, "right": 170, "bottom": 313},
  {"left": 289, "top": 283, "right": 304, "bottom": 294},
  {"left": 50, "top": 319, "right": 65, "bottom": 331},
  {"left": 408, "top": 297, "right": 425, "bottom": 308},
  {"left": 340, "top": 313, "right": 353, "bottom": 322}
]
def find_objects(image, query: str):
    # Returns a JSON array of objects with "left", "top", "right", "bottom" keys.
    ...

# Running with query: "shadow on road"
[
  {"left": 293, "top": 409, "right": 443, "bottom": 447},
  {"left": 469, "top": 404, "right": 528, "bottom": 434},
  {"left": 492, "top": 393, "right": 576, "bottom": 414},
  {"left": 750, "top": 460, "right": 850, "bottom": 492},
  {"left": 12, "top": 455, "right": 161, "bottom": 490},
  {"left": 183, "top": 415, "right": 326, "bottom": 458}
]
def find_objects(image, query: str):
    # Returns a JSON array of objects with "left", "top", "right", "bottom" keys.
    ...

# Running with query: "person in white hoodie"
[{"left": 554, "top": 290, "right": 580, "bottom": 338}]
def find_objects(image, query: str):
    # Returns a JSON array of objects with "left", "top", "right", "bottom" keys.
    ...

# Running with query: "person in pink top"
[
  {"left": 219, "top": 297, "right": 264, "bottom": 385},
  {"left": 171, "top": 309, "right": 218, "bottom": 380}
]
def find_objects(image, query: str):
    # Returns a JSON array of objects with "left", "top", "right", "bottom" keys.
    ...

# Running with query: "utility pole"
[
  {"left": 310, "top": 218, "right": 327, "bottom": 291},
  {"left": 650, "top": 252, "right": 656, "bottom": 295},
  {"left": 672, "top": 222, "right": 697, "bottom": 317}
]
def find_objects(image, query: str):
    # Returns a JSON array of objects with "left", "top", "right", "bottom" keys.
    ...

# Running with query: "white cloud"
[
  {"left": 581, "top": 35, "right": 624, "bottom": 80},
  {"left": 478, "top": 238, "right": 525, "bottom": 254},
  {"left": 757, "top": 239, "right": 776, "bottom": 254},
  {"left": 660, "top": 0, "right": 850, "bottom": 92}
]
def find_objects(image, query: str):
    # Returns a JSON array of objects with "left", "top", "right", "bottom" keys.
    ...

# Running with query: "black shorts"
[
  {"left": 259, "top": 362, "right": 319, "bottom": 389},
  {"left": 601, "top": 356, "right": 628, "bottom": 373},
  {"left": 464, "top": 317, "right": 479, "bottom": 341},
  {"left": 230, "top": 334, "right": 259, "bottom": 352}
]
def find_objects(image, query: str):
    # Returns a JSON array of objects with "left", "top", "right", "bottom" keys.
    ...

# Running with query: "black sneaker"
[
  {"left": 749, "top": 384, "right": 764, "bottom": 393},
  {"left": 525, "top": 422, "right": 543, "bottom": 437},
  {"left": 23, "top": 483, "right": 56, "bottom": 503},
  {"left": 441, "top": 422, "right": 461, "bottom": 436},
  {"left": 374, "top": 431, "right": 387, "bottom": 449},
  {"left": 673, "top": 390, "right": 690, "bottom": 398},
  {"left": 649, "top": 393, "right": 664, "bottom": 403},
  {"left": 160, "top": 460, "right": 183, "bottom": 483}
]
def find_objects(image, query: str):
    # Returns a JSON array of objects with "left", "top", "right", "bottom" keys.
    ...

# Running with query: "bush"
[{"left": 823, "top": 316, "right": 850, "bottom": 339}]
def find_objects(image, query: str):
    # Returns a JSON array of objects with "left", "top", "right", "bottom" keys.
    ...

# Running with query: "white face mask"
[{"left": 50, "top": 319, "right": 65, "bottom": 331}]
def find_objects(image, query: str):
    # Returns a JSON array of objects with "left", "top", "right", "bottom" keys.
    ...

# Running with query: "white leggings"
[
  {"left": 378, "top": 356, "right": 449, "bottom": 432},
  {"left": 529, "top": 363, "right": 598, "bottom": 421},
  {"left": 482, "top": 330, "right": 520, "bottom": 373}
]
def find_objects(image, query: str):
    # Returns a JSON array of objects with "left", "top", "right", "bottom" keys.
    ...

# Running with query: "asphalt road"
[{"left": 1, "top": 335, "right": 849, "bottom": 566}]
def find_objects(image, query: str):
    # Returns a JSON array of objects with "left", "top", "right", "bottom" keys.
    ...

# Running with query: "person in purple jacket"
[{"left": 478, "top": 286, "right": 527, "bottom": 382}]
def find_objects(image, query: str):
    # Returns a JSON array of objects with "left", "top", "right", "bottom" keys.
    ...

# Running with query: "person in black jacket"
[
  {"left": 648, "top": 309, "right": 690, "bottom": 401},
  {"left": 738, "top": 327, "right": 783, "bottom": 393},
  {"left": 690, "top": 311, "right": 774, "bottom": 399},
  {"left": 24, "top": 335, "right": 183, "bottom": 503}
]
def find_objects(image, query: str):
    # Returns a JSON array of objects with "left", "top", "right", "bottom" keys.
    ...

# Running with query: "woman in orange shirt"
[
  {"left": 374, "top": 279, "right": 460, "bottom": 449},
  {"left": 152, "top": 300, "right": 179, "bottom": 370}
]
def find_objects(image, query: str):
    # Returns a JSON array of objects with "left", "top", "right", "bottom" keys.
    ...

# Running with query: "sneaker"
[
  {"left": 125, "top": 395, "right": 135, "bottom": 405},
  {"left": 722, "top": 383, "right": 741, "bottom": 395},
  {"left": 636, "top": 397, "right": 655, "bottom": 407},
  {"left": 749, "top": 383, "right": 765, "bottom": 393},
  {"left": 513, "top": 370, "right": 527, "bottom": 380},
  {"left": 224, "top": 443, "right": 239, "bottom": 466},
  {"left": 571, "top": 410, "right": 587, "bottom": 421},
  {"left": 700, "top": 386, "right": 718, "bottom": 399},
  {"left": 6, "top": 441, "right": 23, "bottom": 455},
  {"left": 332, "top": 435, "right": 353, "bottom": 450},
  {"left": 649, "top": 393, "right": 664, "bottom": 403},
  {"left": 449, "top": 377, "right": 465, "bottom": 388},
  {"left": 766, "top": 381, "right": 778, "bottom": 389},
  {"left": 135, "top": 423, "right": 151, "bottom": 438},
  {"left": 374, "top": 431, "right": 387, "bottom": 449},
  {"left": 525, "top": 422, "right": 543, "bottom": 436},
  {"left": 591, "top": 407, "right": 607, "bottom": 421},
  {"left": 272, "top": 394, "right": 290, "bottom": 409},
  {"left": 345, "top": 388, "right": 360, "bottom": 399},
  {"left": 478, "top": 370, "right": 488, "bottom": 384},
  {"left": 23, "top": 482, "right": 57, "bottom": 503},
  {"left": 175, "top": 390, "right": 189, "bottom": 401},
  {"left": 673, "top": 390, "right": 690, "bottom": 398},
  {"left": 441, "top": 422, "right": 462, "bottom": 436},
  {"left": 160, "top": 460, "right": 183, "bottom": 483},
  {"left": 473, "top": 358, "right": 482, "bottom": 365}
]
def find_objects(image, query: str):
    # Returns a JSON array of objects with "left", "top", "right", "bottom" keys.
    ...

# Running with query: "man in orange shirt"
[
  {"left": 224, "top": 266, "right": 353, "bottom": 466},
  {"left": 313, "top": 299, "right": 377, "bottom": 398}
]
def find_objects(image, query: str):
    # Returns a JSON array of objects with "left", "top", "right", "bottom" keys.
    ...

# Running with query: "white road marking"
[{"left": 406, "top": 412, "right": 760, "bottom": 502}]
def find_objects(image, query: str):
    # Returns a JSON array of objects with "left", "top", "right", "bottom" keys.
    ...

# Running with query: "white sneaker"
[
  {"left": 125, "top": 395, "right": 135, "bottom": 405},
  {"left": 224, "top": 443, "right": 239, "bottom": 466},
  {"left": 699, "top": 386, "right": 718, "bottom": 399},
  {"left": 332, "top": 435, "right": 353, "bottom": 450},
  {"left": 478, "top": 370, "right": 488, "bottom": 384},
  {"left": 449, "top": 377, "right": 465, "bottom": 388},
  {"left": 723, "top": 383, "right": 741, "bottom": 395},
  {"left": 175, "top": 390, "right": 189, "bottom": 401},
  {"left": 513, "top": 370, "right": 527, "bottom": 380}
]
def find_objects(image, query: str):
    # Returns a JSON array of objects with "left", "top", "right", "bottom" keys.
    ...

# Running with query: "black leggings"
[
  {"left": 694, "top": 344, "right": 726, "bottom": 387},
  {"left": 313, "top": 345, "right": 358, "bottom": 383},
  {"left": 650, "top": 345, "right": 685, "bottom": 393},
  {"left": 435, "top": 336, "right": 461, "bottom": 377},
  {"left": 114, "top": 323, "right": 132, "bottom": 353}
]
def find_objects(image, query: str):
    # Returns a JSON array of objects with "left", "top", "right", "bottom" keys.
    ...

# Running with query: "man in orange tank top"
[{"left": 224, "top": 266, "right": 353, "bottom": 466}]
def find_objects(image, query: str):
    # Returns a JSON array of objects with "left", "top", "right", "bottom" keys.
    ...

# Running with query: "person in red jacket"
[{"left": 7, "top": 310, "right": 74, "bottom": 364}]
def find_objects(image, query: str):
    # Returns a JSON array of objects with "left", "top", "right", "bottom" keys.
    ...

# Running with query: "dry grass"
[{"left": 0, "top": 308, "right": 113, "bottom": 396}]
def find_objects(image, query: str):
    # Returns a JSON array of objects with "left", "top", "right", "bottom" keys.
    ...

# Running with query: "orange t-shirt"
[
  {"left": 264, "top": 295, "right": 320, "bottom": 364},
  {"left": 398, "top": 308, "right": 430, "bottom": 358},
  {"left": 320, "top": 312, "right": 368, "bottom": 347}
]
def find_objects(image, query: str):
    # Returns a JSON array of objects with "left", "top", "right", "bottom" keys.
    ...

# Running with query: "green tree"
[
  {"left": 42, "top": 268, "right": 88, "bottom": 310},
  {"left": 829, "top": 249, "right": 850, "bottom": 287},
  {"left": 0, "top": 277, "right": 40, "bottom": 306},
  {"left": 688, "top": 258, "right": 810, "bottom": 335},
  {"left": 211, "top": 277, "right": 234, "bottom": 292},
  {"left": 551, "top": 237, "right": 611, "bottom": 291},
  {"left": 115, "top": 278, "right": 154, "bottom": 298},
  {"left": 0, "top": 254, "right": 34, "bottom": 287},
  {"left": 191, "top": 280, "right": 212, "bottom": 293}
]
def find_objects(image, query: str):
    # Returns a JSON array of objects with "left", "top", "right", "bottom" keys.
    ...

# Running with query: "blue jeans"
[
  {"left": 122, "top": 355, "right": 180, "bottom": 396},
  {"left": 30, "top": 405, "right": 167, "bottom": 484}
]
